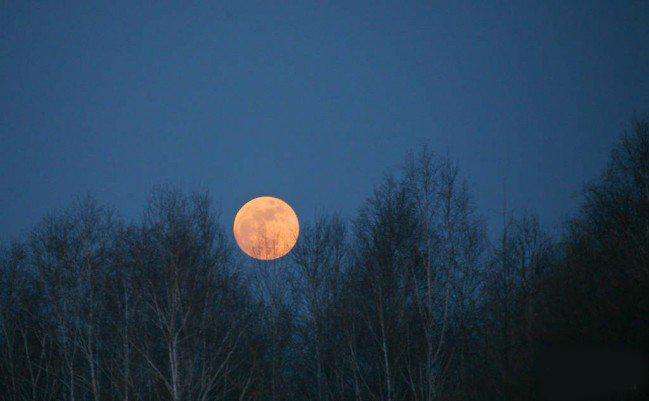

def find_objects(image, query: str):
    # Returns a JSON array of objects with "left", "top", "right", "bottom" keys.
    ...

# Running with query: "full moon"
[{"left": 233, "top": 196, "right": 299, "bottom": 261}]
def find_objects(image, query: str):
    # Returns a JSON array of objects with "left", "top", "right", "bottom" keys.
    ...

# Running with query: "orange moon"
[{"left": 233, "top": 196, "right": 299, "bottom": 261}]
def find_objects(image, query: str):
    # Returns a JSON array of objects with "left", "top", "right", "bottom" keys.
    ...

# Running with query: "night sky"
[{"left": 2, "top": 1, "right": 648, "bottom": 241}]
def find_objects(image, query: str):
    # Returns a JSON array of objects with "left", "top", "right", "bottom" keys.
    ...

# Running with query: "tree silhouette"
[{"left": 1, "top": 118, "right": 647, "bottom": 400}]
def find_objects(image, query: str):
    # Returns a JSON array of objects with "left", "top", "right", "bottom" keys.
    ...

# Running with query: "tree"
[
  {"left": 291, "top": 213, "right": 347, "bottom": 401},
  {"left": 126, "top": 187, "right": 254, "bottom": 401}
]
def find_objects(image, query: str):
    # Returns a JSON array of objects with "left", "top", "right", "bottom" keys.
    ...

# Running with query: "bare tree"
[
  {"left": 291, "top": 213, "right": 347, "bottom": 401},
  {"left": 126, "top": 188, "right": 252, "bottom": 401}
]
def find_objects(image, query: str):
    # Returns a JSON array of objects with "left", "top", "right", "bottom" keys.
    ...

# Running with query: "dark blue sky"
[{"left": 2, "top": 1, "right": 648, "bottom": 241}]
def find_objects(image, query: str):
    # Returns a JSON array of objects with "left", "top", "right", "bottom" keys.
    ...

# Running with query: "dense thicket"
[{"left": 1, "top": 119, "right": 647, "bottom": 401}]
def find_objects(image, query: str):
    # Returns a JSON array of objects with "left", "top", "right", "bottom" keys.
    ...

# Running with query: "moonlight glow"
[{"left": 233, "top": 196, "right": 299, "bottom": 261}]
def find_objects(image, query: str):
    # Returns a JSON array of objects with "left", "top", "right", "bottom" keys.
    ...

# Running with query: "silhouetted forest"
[{"left": 1, "top": 118, "right": 647, "bottom": 401}]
